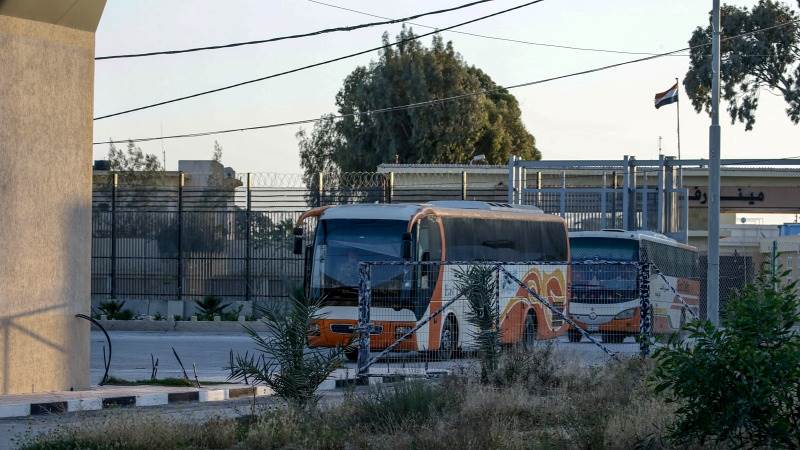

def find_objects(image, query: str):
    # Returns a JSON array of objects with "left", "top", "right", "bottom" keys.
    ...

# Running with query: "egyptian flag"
[{"left": 654, "top": 82, "right": 679, "bottom": 109}]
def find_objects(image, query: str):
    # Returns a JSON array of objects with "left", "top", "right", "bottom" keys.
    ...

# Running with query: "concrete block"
[
  {"left": 368, "top": 377, "right": 384, "bottom": 386},
  {"left": 135, "top": 393, "right": 169, "bottom": 407},
  {"left": 0, "top": 404, "right": 29, "bottom": 419},
  {"left": 67, "top": 398, "right": 102, "bottom": 412},
  {"left": 213, "top": 315, "right": 221, "bottom": 322},
  {"left": 167, "top": 300, "right": 183, "bottom": 318},
  {"left": 199, "top": 390, "right": 226, "bottom": 402},
  {"left": 254, "top": 386, "right": 273, "bottom": 396},
  {"left": 191, "top": 315, "right": 198, "bottom": 322}
]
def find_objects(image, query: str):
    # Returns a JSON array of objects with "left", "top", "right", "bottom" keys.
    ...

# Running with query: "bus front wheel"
[{"left": 568, "top": 328, "right": 583, "bottom": 343}]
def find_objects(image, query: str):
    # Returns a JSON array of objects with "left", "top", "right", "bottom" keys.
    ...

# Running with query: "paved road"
[{"left": 91, "top": 331, "right": 641, "bottom": 384}]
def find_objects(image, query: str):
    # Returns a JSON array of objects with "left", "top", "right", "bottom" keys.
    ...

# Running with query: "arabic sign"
[{"left": 689, "top": 186, "right": 800, "bottom": 212}]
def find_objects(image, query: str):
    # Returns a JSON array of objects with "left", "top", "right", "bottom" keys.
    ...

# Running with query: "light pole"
[{"left": 707, "top": 0, "right": 722, "bottom": 326}]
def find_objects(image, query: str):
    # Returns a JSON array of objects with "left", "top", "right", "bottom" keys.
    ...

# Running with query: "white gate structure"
[{"left": 507, "top": 156, "right": 689, "bottom": 242}]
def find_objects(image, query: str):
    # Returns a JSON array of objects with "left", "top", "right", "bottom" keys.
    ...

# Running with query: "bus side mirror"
[
  {"left": 402, "top": 232, "right": 412, "bottom": 260},
  {"left": 293, "top": 227, "right": 304, "bottom": 255}
]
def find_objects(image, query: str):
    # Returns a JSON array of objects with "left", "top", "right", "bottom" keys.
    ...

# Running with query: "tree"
[
  {"left": 684, "top": 0, "right": 800, "bottom": 130},
  {"left": 212, "top": 140, "right": 223, "bottom": 163},
  {"left": 298, "top": 28, "right": 539, "bottom": 185},
  {"left": 107, "top": 140, "right": 162, "bottom": 172},
  {"left": 653, "top": 257, "right": 800, "bottom": 448}
]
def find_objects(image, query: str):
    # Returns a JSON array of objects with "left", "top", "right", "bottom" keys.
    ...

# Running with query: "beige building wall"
[{"left": 0, "top": 3, "right": 103, "bottom": 394}]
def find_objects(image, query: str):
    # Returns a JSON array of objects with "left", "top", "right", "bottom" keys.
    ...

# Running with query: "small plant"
[
  {"left": 454, "top": 264, "right": 500, "bottom": 382},
  {"left": 153, "top": 312, "right": 165, "bottom": 321},
  {"left": 228, "top": 289, "right": 344, "bottom": 407},
  {"left": 194, "top": 295, "right": 230, "bottom": 321},
  {"left": 173, "top": 314, "right": 183, "bottom": 321},
  {"left": 222, "top": 304, "right": 244, "bottom": 321},
  {"left": 96, "top": 299, "right": 134, "bottom": 320},
  {"left": 653, "top": 257, "right": 800, "bottom": 448}
]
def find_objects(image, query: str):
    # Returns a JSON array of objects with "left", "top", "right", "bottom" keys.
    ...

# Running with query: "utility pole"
[{"left": 707, "top": 0, "right": 722, "bottom": 326}]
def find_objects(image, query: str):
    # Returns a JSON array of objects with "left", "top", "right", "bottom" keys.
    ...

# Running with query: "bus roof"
[
  {"left": 317, "top": 201, "right": 547, "bottom": 222},
  {"left": 570, "top": 230, "right": 697, "bottom": 251}
]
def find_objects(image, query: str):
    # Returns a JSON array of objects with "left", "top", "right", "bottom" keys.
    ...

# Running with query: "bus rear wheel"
[
  {"left": 438, "top": 317, "right": 458, "bottom": 360},
  {"left": 344, "top": 347, "right": 359, "bottom": 363},
  {"left": 521, "top": 312, "right": 538, "bottom": 351}
]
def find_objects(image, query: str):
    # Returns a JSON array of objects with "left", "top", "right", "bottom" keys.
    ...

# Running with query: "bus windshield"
[
  {"left": 570, "top": 237, "right": 639, "bottom": 261},
  {"left": 311, "top": 219, "right": 409, "bottom": 301}
]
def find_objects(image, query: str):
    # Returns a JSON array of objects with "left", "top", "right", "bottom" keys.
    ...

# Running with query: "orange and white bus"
[
  {"left": 568, "top": 230, "right": 700, "bottom": 343},
  {"left": 293, "top": 201, "right": 570, "bottom": 360}
]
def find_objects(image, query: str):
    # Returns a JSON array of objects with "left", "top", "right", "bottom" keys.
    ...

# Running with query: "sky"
[{"left": 92, "top": 0, "right": 800, "bottom": 174}]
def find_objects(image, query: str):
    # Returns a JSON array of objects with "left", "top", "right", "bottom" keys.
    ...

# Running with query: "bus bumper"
[{"left": 307, "top": 319, "right": 419, "bottom": 352}]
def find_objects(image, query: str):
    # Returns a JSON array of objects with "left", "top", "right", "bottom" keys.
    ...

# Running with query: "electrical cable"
[
  {"left": 93, "top": 0, "right": 546, "bottom": 121},
  {"left": 95, "top": 0, "right": 495, "bottom": 60},
  {"left": 307, "top": 0, "right": 690, "bottom": 57},
  {"left": 93, "top": 17, "right": 800, "bottom": 144}
]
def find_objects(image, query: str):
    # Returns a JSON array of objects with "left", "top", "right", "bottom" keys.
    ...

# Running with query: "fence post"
[
  {"left": 386, "top": 171, "right": 394, "bottom": 204},
  {"left": 110, "top": 173, "right": 118, "bottom": 299},
  {"left": 461, "top": 171, "right": 468, "bottom": 201},
  {"left": 559, "top": 171, "right": 566, "bottom": 218},
  {"left": 638, "top": 261, "right": 652, "bottom": 357},
  {"left": 600, "top": 172, "right": 607, "bottom": 229},
  {"left": 245, "top": 173, "right": 252, "bottom": 302},
  {"left": 611, "top": 171, "right": 618, "bottom": 228},
  {"left": 357, "top": 262, "right": 372, "bottom": 379},
  {"left": 316, "top": 172, "right": 324, "bottom": 207},
  {"left": 177, "top": 172, "right": 184, "bottom": 301}
]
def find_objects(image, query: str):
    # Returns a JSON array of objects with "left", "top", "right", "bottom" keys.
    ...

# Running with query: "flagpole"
[{"left": 676, "top": 77, "right": 682, "bottom": 188}]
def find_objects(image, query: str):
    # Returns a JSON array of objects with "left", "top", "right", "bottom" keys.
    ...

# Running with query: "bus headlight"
[
  {"left": 308, "top": 323, "right": 321, "bottom": 336},
  {"left": 614, "top": 308, "right": 636, "bottom": 320},
  {"left": 395, "top": 326, "right": 413, "bottom": 339}
]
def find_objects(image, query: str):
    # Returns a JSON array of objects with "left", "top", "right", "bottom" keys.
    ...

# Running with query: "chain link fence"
[{"left": 343, "top": 260, "right": 657, "bottom": 377}]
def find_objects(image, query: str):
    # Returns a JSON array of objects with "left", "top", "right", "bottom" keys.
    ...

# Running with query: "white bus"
[
  {"left": 568, "top": 230, "right": 700, "bottom": 343},
  {"left": 293, "top": 201, "right": 570, "bottom": 360}
]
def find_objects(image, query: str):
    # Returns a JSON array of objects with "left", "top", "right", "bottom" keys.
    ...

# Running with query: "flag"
[{"left": 654, "top": 82, "right": 679, "bottom": 109}]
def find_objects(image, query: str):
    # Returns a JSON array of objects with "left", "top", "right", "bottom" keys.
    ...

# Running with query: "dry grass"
[{"left": 20, "top": 347, "right": 683, "bottom": 450}]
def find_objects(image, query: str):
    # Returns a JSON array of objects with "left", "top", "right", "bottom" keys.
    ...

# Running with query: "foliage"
[
  {"left": 194, "top": 296, "right": 230, "bottom": 321},
  {"left": 212, "top": 140, "right": 223, "bottom": 163},
  {"left": 228, "top": 289, "right": 344, "bottom": 407},
  {"left": 684, "top": 0, "right": 800, "bottom": 129},
  {"left": 653, "top": 257, "right": 800, "bottom": 448},
  {"left": 454, "top": 264, "right": 500, "bottom": 381},
  {"left": 22, "top": 358, "right": 676, "bottom": 450},
  {"left": 104, "top": 376, "right": 196, "bottom": 387},
  {"left": 298, "top": 28, "right": 539, "bottom": 186},
  {"left": 107, "top": 140, "right": 162, "bottom": 172},
  {"left": 156, "top": 220, "right": 227, "bottom": 255},
  {"left": 96, "top": 299, "right": 134, "bottom": 320},
  {"left": 237, "top": 213, "right": 295, "bottom": 249},
  {"left": 221, "top": 304, "right": 245, "bottom": 321}
]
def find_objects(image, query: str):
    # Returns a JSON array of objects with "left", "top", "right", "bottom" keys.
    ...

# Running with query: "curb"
[{"left": 0, "top": 386, "right": 272, "bottom": 419}]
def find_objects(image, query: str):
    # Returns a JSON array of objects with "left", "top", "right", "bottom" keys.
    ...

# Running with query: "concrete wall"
[{"left": 0, "top": 14, "right": 97, "bottom": 393}]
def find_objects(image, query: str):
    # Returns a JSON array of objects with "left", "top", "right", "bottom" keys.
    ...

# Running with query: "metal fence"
[
  {"left": 90, "top": 171, "right": 508, "bottom": 312},
  {"left": 352, "top": 260, "right": 651, "bottom": 377}
]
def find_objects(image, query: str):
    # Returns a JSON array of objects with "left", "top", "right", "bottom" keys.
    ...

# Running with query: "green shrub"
[
  {"left": 96, "top": 299, "right": 134, "bottom": 320},
  {"left": 653, "top": 259, "right": 800, "bottom": 448},
  {"left": 222, "top": 304, "right": 244, "bottom": 321},
  {"left": 228, "top": 289, "right": 344, "bottom": 407},
  {"left": 194, "top": 295, "right": 230, "bottom": 321},
  {"left": 454, "top": 264, "right": 500, "bottom": 381}
]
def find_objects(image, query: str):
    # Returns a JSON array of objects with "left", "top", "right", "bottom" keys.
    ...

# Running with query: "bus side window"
[{"left": 418, "top": 217, "right": 442, "bottom": 289}]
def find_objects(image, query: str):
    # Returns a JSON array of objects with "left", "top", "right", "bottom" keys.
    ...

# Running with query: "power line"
[
  {"left": 93, "top": 17, "right": 800, "bottom": 146},
  {"left": 93, "top": 0, "right": 547, "bottom": 121},
  {"left": 307, "top": 0, "right": 690, "bottom": 57},
  {"left": 95, "top": 0, "right": 495, "bottom": 61}
]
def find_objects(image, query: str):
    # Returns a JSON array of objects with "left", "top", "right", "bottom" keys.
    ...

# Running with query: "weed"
[{"left": 194, "top": 295, "right": 230, "bottom": 321}]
